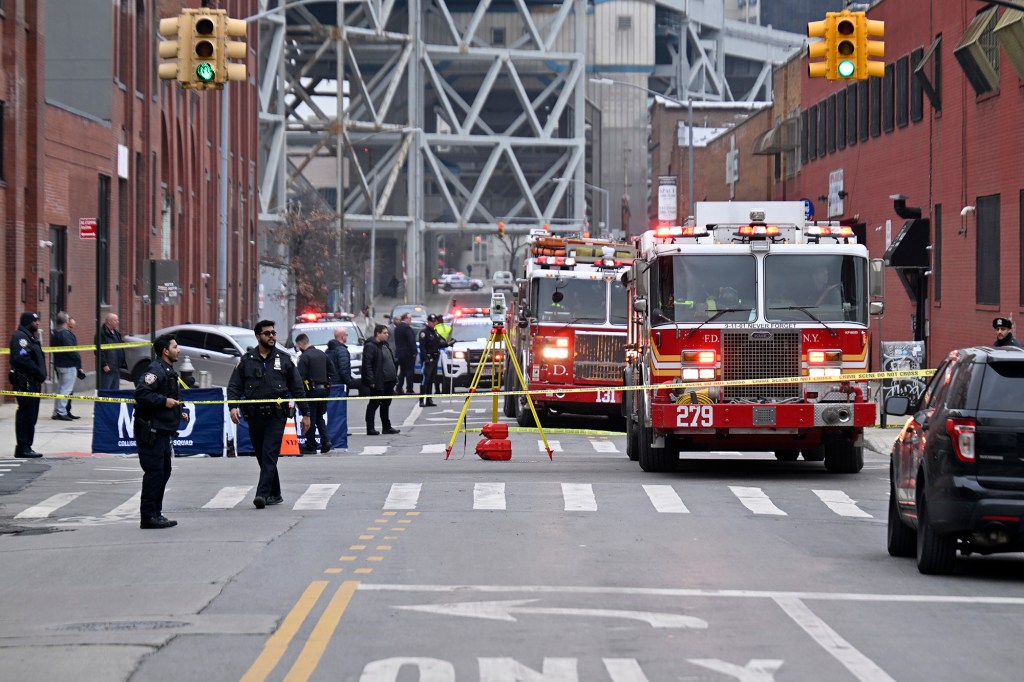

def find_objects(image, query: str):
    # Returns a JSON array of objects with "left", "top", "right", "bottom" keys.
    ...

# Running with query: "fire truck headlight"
[
  {"left": 698, "top": 368, "right": 716, "bottom": 379},
  {"left": 542, "top": 347, "right": 570, "bottom": 360},
  {"left": 682, "top": 368, "right": 699, "bottom": 380}
]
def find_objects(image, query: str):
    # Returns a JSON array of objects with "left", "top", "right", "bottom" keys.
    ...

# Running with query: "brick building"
[{"left": 2, "top": 0, "right": 259, "bottom": 385}]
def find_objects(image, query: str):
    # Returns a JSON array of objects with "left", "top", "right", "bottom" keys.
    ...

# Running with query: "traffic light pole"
[{"left": 217, "top": 83, "right": 229, "bottom": 324}]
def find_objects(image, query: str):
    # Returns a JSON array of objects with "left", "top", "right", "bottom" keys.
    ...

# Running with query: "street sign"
[
  {"left": 79, "top": 217, "right": 97, "bottom": 240},
  {"left": 801, "top": 198, "right": 815, "bottom": 220},
  {"left": 658, "top": 176, "right": 677, "bottom": 222},
  {"left": 143, "top": 259, "right": 181, "bottom": 305}
]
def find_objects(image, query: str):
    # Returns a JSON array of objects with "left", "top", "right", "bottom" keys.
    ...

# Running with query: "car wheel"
[
  {"left": 774, "top": 449, "right": 800, "bottom": 462},
  {"left": 471, "top": 284, "right": 480, "bottom": 291},
  {"left": 443, "top": 284, "right": 451, "bottom": 292},
  {"left": 824, "top": 437, "right": 864, "bottom": 473},
  {"left": 887, "top": 473, "right": 916, "bottom": 558},
  {"left": 916, "top": 492, "right": 957, "bottom": 575}
]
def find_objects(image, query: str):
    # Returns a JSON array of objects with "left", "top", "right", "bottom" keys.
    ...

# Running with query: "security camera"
[
  {"left": 38, "top": 240, "right": 53, "bottom": 248},
  {"left": 960, "top": 205, "right": 976, "bottom": 217},
  {"left": 888, "top": 194, "right": 907, "bottom": 201}
]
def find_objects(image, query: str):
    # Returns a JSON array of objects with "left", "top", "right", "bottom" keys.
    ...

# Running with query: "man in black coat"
[
  {"left": 134, "top": 334, "right": 187, "bottom": 529},
  {"left": 327, "top": 326, "right": 357, "bottom": 394},
  {"left": 9, "top": 312, "right": 47, "bottom": 458},
  {"left": 361, "top": 324, "right": 400, "bottom": 436},
  {"left": 99, "top": 313, "right": 127, "bottom": 390},
  {"left": 296, "top": 333, "right": 334, "bottom": 454},
  {"left": 393, "top": 313, "right": 417, "bottom": 395}
]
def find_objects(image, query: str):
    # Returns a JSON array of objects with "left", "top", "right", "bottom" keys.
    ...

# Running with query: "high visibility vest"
[{"left": 436, "top": 322, "right": 452, "bottom": 340}]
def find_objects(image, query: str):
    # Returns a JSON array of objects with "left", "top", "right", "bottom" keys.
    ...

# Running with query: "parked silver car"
[{"left": 123, "top": 324, "right": 295, "bottom": 387}]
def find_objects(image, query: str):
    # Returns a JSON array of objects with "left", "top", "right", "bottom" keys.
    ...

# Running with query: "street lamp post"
[{"left": 552, "top": 177, "right": 610, "bottom": 238}]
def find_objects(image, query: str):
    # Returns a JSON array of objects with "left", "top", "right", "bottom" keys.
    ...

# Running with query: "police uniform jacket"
[
  {"left": 995, "top": 334, "right": 1023, "bottom": 348},
  {"left": 418, "top": 326, "right": 443, "bottom": 360},
  {"left": 9, "top": 326, "right": 46, "bottom": 385},
  {"left": 297, "top": 345, "right": 335, "bottom": 388},
  {"left": 134, "top": 358, "right": 183, "bottom": 431},
  {"left": 227, "top": 347, "right": 308, "bottom": 417}
]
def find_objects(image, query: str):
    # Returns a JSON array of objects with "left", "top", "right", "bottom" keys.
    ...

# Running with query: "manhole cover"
[
  {"left": 0, "top": 525, "right": 69, "bottom": 536},
  {"left": 52, "top": 620, "right": 188, "bottom": 632}
]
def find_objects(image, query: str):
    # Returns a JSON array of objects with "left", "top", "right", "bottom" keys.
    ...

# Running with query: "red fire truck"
[
  {"left": 622, "top": 202, "right": 881, "bottom": 473},
  {"left": 503, "top": 231, "right": 636, "bottom": 425}
]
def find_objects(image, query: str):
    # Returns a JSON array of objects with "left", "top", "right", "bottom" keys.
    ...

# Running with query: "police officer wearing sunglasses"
[{"left": 228, "top": 320, "right": 309, "bottom": 509}]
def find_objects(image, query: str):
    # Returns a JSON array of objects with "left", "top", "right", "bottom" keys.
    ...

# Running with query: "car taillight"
[{"left": 946, "top": 417, "right": 976, "bottom": 462}]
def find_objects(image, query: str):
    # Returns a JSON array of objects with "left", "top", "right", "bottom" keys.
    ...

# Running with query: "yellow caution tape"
[{"left": 0, "top": 341, "right": 149, "bottom": 355}]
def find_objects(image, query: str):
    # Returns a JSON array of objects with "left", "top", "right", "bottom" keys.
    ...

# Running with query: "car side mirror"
[
  {"left": 632, "top": 297, "right": 648, "bottom": 313},
  {"left": 223, "top": 347, "right": 241, "bottom": 357},
  {"left": 885, "top": 396, "right": 910, "bottom": 416}
]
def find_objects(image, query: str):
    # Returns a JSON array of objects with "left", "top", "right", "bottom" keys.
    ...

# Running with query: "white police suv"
[{"left": 441, "top": 308, "right": 503, "bottom": 389}]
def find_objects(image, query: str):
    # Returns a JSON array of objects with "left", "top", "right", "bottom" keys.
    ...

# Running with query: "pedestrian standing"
[
  {"left": 99, "top": 313, "right": 127, "bottom": 390},
  {"left": 134, "top": 334, "right": 187, "bottom": 529},
  {"left": 50, "top": 312, "right": 82, "bottom": 421},
  {"left": 227, "top": 320, "right": 309, "bottom": 509},
  {"left": 362, "top": 324, "right": 401, "bottom": 435},
  {"left": 65, "top": 317, "right": 86, "bottom": 419},
  {"left": 327, "top": 327, "right": 357, "bottom": 394},
  {"left": 356, "top": 304, "right": 375, "bottom": 340},
  {"left": 993, "top": 317, "right": 1023, "bottom": 348},
  {"left": 9, "top": 312, "right": 46, "bottom": 458},
  {"left": 417, "top": 315, "right": 443, "bottom": 407},
  {"left": 295, "top": 333, "right": 334, "bottom": 454},
  {"left": 393, "top": 313, "right": 417, "bottom": 395}
]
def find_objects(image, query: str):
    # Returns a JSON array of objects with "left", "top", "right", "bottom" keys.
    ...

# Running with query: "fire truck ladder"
[{"left": 444, "top": 323, "right": 553, "bottom": 460}]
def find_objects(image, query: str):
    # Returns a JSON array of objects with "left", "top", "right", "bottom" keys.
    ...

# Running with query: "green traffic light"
[
  {"left": 196, "top": 62, "right": 215, "bottom": 82},
  {"left": 838, "top": 60, "right": 856, "bottom": 78}
]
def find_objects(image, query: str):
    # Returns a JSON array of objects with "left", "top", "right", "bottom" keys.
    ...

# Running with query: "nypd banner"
[
  {"left": 91, "top": 388, "right": 226, "bottom": 456},
  {"left": 234, "top": 384, "right": 349, "bottom": 454}
]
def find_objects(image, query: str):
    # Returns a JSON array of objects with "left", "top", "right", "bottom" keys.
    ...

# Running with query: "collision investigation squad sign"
[{"left": 91, "top": 388, "right": 225, "bottom": 456}]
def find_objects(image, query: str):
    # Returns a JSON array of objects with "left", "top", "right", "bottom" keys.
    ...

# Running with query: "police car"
[
  {"left": 440, "top": 308, "right": 502, "bottom": 389},
  {"left": 288, "top": 312, "right": 365, "bottom": 382}
]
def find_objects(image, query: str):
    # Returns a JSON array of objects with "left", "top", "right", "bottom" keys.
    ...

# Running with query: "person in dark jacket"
[
  {"left": 50, "top": 311, "right": 83, "bottom": 420},
  {"left": 362, "top": 324, "right": 400, "bottom": 436},
  {"left": 9, "top": 312, "right": 47, "bottom": 458},
  {"left": 418, "top": 315, "right": 444, "bottom": 407},
  {"left": 295, "top": 333, "right": 334, "bottom": 454},
  {"left": 327, "top": 326, "right": 357, "bottom": 393},
  {"left": 227, "top": 320, "right": 309, "bottom": 509},
  {"left": 133, "top": 334, "right": 187, "bottom": 529},
  {"left": 393, "top": 313, "right": 417, "bottom": 395},
  {"left": 99, "top": 313, "right": 127, "bottom": 390},
  {"left": 993, "top": 317, "right": 1023, "bottom": 348}
]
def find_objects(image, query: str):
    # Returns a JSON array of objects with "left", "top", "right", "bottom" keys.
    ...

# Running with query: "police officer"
[
  {"left": 418, "top": 315, "right": 443, "bottom": 407},
  {"left": 227, "top": 320, "right": 309, "bottom": 509},
  {"left": 9, "top": 312, "right": 46, "bottom": 458},
  {"left": 295, "top": 333, "right": 333, "bottom": 454},
  {"left": 134, "top": 334, "right": 187, "bottom": 529},
  {"left": 993, "top": 317, "right": 1023, "bottom": 348}
]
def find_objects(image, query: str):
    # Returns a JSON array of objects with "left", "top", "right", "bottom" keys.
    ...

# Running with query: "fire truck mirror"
[
  {"left": 632, "top": 297, "right": 648, "bottom": 314},
  {"left": 633, "top": 263, "right": 648, "bottom": 297},
  {"left": 869, "top": 258, "right": 885, "bottom": 298},
  {"left": 870, "top": 300, "right": 885, "bottom": 316}
]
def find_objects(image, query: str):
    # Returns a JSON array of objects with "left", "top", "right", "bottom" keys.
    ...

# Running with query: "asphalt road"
[{"left": 1, "top": 395, "right": 1022, "bottom": 682}]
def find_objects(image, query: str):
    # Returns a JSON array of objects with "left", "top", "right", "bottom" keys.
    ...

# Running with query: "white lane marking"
[
  {"left": 203, "top": 486, "right": 253, "bottom": 509},
  {"left": 420, "top": 443, "right": 446, "bottom": 454},
  {"left": 293, "top": 483, "right": 340, "bottom": 510},
  {"left": 396, "top": 600, "right": 707, "bottom": 629},
  {"left": 774, "top": 596, "right": 895, "bottom": 682},
  {"left": 105, "top": 492, "right": 142, "bottom": 518},
  {"left": 592, "top": 441, "right": 618, "bottom": 453},
  {"left": 603, "top": 659, "right": 652, "bottom": 682},
  {"left": 562, "top": 483, "right": 596, "bottom": 511},
  {"left": 474, "top": 482, "right": 506, "bottom": 510},
  {"left": 689, "top": 659, "right": 783, "bottom": 681},
  {"left": 15, "top": 492, "right": 86, "bottom": 519},
  {"left": 539, "top": 440, "right": 562, "bottom": 452},
  {"left": 642, "top": 485, "right": 689, "bottom": 514},
  {"left": 401, "top": 402, "right": 422, "bottom": 428},
  {"left": 813, "top": 489, "right": 873, "bottom": 518},
  {"left": 729, "top": 486, "right": 787, "bottom": 516},
  {"left": 361, "top": 446, "right": 388, "bottom": 456},
  {"left": 384, "top": 483, "right": 421, "bottom": 510}
]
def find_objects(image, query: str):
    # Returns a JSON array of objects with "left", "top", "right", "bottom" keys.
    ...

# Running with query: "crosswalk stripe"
[
  {"left": 15, "top": 492, "right": 86, "bottom": 519},
  {"left": 474, "top": 482, "right": 506, "bottom": 510},
  {"left": 203, "top": 486, "right": 253, "bottom": 509},
  {"left": 420, "top": 444, "right": 446, "bottom": 454},
  {"left": 729, "top": 486, "right": 786, "bottom": 516},
  {"left": 539, "top": 440, "right": 563, "bottom": 452},
  {"left": 106, "top": 492, "right": 142, "bottom": 518},
  {"left": 642, "top": 485, "right": 689, "bottom": 513},
  {"left": 293, "top": 484, "right": 340, "bottom": 510},
  {"left": 384, "top": 483, "right": 421, "bottom": 510},
  {"left": 592, "top": 441, "right": 618, "bottom": 453},
  {"left": 813, "top": 489, "right": 873, "bottom": 518},
  {"left": 562, "top": 483, "right": 596, "bottom": 511},
  {"left": 361, "top": 446, "right": 388, "bottom": 456}
]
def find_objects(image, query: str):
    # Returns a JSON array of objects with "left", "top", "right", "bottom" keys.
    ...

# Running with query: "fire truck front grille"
[
  {"left": 574, "top": 332, "right": 626, "bottom": 382},
  {"left": 722, "top": 330, "right": 801, "bottom": 401}
]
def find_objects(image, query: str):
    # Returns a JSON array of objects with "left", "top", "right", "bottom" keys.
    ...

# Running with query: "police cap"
[{"left": 993, "top": 317, "right": 1014, "bottom": 329}]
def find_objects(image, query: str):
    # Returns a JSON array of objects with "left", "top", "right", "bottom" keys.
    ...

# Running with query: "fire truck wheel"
[
  {"left": 503, "top": 372, "right": 518, "bottom": 418},
  {"left": 824, "top": 439, "right": 864, "bottom": 474},
  {"left": 638, "top": 426, "right": 677, "bottom": 473},
  {"left": 801, "top": 446, "right": 826, "bottom": 461},
  {"left": 625, "top": 419, "right": 640, "bottom": 461},
  {"left": 515, "top": 396, "right": 536, "bottom": 427},
  {"left": 774, "top": 449, "right": 800, "bottom": 462}
]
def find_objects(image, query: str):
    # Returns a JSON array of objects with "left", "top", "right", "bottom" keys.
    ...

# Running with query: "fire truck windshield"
[
  {"left": 652, "top": 255, "right": 756, "bottom": 324},
  {"left": 535, "top": 278, "right": 608, "bottom": 323},
  {"left": 610, "top": 279, "right": 628, "bottom": 325},
  {"left": 765, "top": 254, "right": 867, "bottom": 324}
]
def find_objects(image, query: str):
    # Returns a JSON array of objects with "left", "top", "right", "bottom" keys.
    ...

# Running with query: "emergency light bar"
[
  {"left": 536, "top": 256, "right": 576, "bottom": 267},
  {"left": 655, "top": 225, "right": 708, "bottom": 238},
  {"left": 295, "top": 311, "right": 355, "bottom": 323},
  {"left": 452, "top": 307, "right": 490, "bottom": 317},
  {"left": 738, "top": 225, "right": 780, "bottom": 237},
  {"left": 805, "top": 225, "right": 855, "bottom": 237}
]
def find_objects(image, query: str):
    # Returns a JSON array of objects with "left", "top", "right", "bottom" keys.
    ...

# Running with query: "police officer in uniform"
[
  {"left": 227, "top": 320, "right": 309, "bottom": 509},
  {"left": 9, "top": 312, "right": 46, "bottom": 458},
  {"left": 418, "top": 315, "right": 443, "bottom": 407},
  {"left": 295, "top": 333, "right": 333, "bottom": 454},
  {"left": 993, "top": 317, "right": 1023, "bottom": 348},
  {"left": 134, "top": 334, "right": 187, "bottom": 529}
]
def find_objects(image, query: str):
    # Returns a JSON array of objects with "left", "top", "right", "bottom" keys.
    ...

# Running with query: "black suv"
[{"left": 886, "top": 346, "right": 1024, "bottom": 574}]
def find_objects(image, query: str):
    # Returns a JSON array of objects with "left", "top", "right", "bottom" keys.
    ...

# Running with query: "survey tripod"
[{"left": 444, "top": 321, "right": 553, "bottom": 460}]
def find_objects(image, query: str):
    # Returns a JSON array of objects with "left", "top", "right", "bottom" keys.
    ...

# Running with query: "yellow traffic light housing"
[
  {"left": 835, "top": 15, "right": 857, "bottom": 78},
  {"left": 157, "top": 15, "right": 190, "bottom": 82},
  {"left": 191, "top": 11, "right": 219, "bottom": 88},
  {"left": 806, "top": 17, "right": 833, "bottom": 79},
  {"left": 806, "top": 10, "right": 884, "bottom": 81},
  {"left": 224, "top": 17, "right": 248, "bottom": 83},
  {"left": 159, "top": 8, "right": 247, "bottom": 90},
  {"left": 860, "top": 16, "right": 885, "bottom": 79}
]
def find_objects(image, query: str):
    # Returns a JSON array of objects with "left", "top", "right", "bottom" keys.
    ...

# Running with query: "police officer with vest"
[
  {"left": 227, "top": 320, "right": 309, "bottom": 509},
  {"left": 418, "top": 315, "right": 444, "bottom": 407},
  {"left": 134, "top": 334, "right": 187, "bottom": 529},
  {"left": 295, "top": 333, "right": 333, "bottom": 454},
  {"left": 9, "top": 311, "right": 47, "bottom": 458}
]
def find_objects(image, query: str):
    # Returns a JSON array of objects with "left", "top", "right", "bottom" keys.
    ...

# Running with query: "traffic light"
[
  {"left": 158, "top": 8, "right": 247, "bottom": 90},
  {"left": 806, "top": 10, "right": 884, "bottom": 81},
  {"left": 191, "top": 10, "right": 219, "bottom": 88},
  {"left": 157, "top": 14, "right": 190, "bottom": 83},
  {"left": 223, "top": 15, "right": 248, "bottom": 84},
  {"left": 858, "top": 15, "right": 885, "bottom": 79},
  {"left": 497, "top": 221, "right": 505, "bottom": 239},
  {"left": 806, "top": 16, "right": 833, "bottom": 79}
]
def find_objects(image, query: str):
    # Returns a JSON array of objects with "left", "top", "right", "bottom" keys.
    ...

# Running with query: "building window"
[
  {"left": 870, "top": 77, "right": 881, "bottom": 137},
  {"left": 826, "top": 94, "right": 836, "bottom": 154},
  {"left": 882, "top": 63, "right": 895, "bottom": 132},
  {"left": 896, "top": 55, "right": 909, "bottom": 128},
  {"left": 800, "top": 110, "right": 809, "bottom": 164},
  {"left": 135, "top": 0, "right": 147, "bottom": 95},
  {"left": 858, "top": 80, "right": 869, "bottom": 141},
  {"left": 846, "top": 84, "right": 857, "bottom": 147},
  {"left": 98, "top": 175, "right": 112, "bottom": 305},
  {"left": 934, "top": 204, "right": 941, "bottom": 303},
  {"left": 473, "top": 239, "right": 488, "bottom": 262},
  {"left": 0, "top": 100, "right": 5, "bottom": 181},
  {"left": 836, "top": 91, "right": 846, "bottom": 151},
  {"left": 817, "top": 102, "right": 826, "bottom": 158},
  {"left": 910, "top": 47, "right": 925, "bottom": 123},
  {"left": 976, "top": 194, "right": 1000, "bottom": 306},
  {"left": 1020, "top": 191, "right": 1024, "bottom": 307},
  {"left": 617, "top": 15, "right": 632, "bottom": 30},
  {"left": 807, "top": 105, "right": 817, "bottom": 161},
  {"left": 954, "top": 7, "right": 1000, "bottom": 96},
  {"left": 915, "top": 36, "right": 943, "bottom": 113},
  {"left": 491, "top": 27, "right": 506, "bottom": 46}
]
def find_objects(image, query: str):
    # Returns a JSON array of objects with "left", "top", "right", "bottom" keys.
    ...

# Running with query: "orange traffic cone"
[{"left": 280, "top": 414, "right": 301, "bottom": 456}]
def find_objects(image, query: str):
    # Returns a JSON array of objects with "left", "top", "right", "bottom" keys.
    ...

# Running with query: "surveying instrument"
[{"left": 445, "top": 292, "right": 553, "bottom": 460}]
